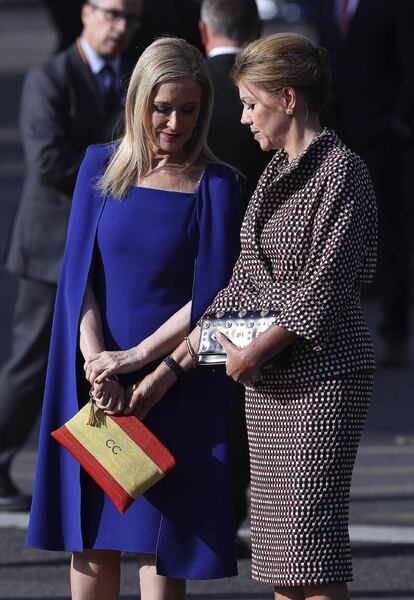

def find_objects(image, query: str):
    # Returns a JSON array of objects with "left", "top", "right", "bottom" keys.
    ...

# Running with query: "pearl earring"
[{"left": 286, "top": 108, "right": 293, "bottom": 115}]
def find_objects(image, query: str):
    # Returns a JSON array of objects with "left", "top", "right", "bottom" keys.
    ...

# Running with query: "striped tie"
[{"left": 97, "top": 63, "right": 118, "bottom": 115}]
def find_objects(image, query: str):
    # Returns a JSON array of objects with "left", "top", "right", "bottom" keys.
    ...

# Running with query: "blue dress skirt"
[{"left": 82, "top": 186, "right": 208, "bottom": 552}]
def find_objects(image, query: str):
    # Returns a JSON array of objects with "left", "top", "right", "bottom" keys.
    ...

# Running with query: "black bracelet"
[{"left": 163, "top": 355, "right": 186, "bottom": 380}]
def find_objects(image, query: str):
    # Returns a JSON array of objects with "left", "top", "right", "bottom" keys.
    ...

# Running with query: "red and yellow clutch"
[{"left": 51, "top": 402, "right": 176, "bottom": 514}]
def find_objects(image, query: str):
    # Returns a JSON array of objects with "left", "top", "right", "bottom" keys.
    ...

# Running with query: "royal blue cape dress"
[{"left": 26, "top": 144, "right": 241, "bottom": 579}]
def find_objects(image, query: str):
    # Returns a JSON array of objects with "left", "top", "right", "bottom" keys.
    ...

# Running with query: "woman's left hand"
[
  {"left": 217, "top": 332, "right": 262, "bottom": 387},
  {"left": 84, "top": 348, "right": 145, "bottom": 385}
]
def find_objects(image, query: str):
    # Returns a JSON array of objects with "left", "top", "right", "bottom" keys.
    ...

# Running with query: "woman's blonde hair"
[
  {"left": 232, "top": 33, "right": 331, "bottom": 116},
  {"left": 99, "top": 37, "right": 217, "bottom": 199}
]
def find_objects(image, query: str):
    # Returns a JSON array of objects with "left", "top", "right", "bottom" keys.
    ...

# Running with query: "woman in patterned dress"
[{"left": 87, "top": 33, "right": 377, "bottom": 600}]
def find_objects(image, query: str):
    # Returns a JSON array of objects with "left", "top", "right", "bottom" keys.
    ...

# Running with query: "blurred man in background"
[
  {"left": 43, "top": 0, "right": 201, "bottom": 55},
  {"left": 0, "top": 0, "right": 143, "bottom": 511},
  {"left": 318, "top": 0, "right": 414, "bottom": 366},
  {"left": 43, "top": 0, "right": 83, "bottom": 51},
  {"left": 199, "top": 0, "right": 270, "bottom": 556},
  {"left": 200, "top": 0, "right": 270, "bottom": 212},
  {"left": 134, "top": 0, "right": 202, "bottom": 56}
]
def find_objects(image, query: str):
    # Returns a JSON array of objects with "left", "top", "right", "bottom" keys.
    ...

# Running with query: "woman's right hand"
[
  {"left": 124, "top": 366, "right": 176, "bottom": 420},
  {"left": 84, "top": 347, "right": 146, "bottom": 385},
  {"left": 90, "top": 379, "right": 126, "bottom": 415}
]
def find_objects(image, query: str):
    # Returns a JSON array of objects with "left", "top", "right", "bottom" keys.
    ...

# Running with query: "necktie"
[
  {"left": 97, "top": 63, "right": 118, "bottom": 115},
  {"left": 338, "top": 0, "right": 350, "bottom": 41}
]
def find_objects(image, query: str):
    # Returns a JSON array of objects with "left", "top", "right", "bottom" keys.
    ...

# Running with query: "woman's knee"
[
  {"left": 274, "top": 585, "right": 305, "bottom": 600},
  {"left": 72, "top": 549, "right": 121, "bottom": 574},
  {"left": 303, "top": 582, "right": 349, "bottom": 600}
]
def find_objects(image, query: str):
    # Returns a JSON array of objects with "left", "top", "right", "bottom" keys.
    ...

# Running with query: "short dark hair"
[{"left": 200, "top": 0, "right": 259, "bottom": 45}]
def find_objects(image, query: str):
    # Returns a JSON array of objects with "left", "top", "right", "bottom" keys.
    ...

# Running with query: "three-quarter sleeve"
[
  {"left": 274, "top": 159, "right": 377, "bottom": 350},
  {"left": 206, "top": 253, "right": 259, "bottom": 314}
]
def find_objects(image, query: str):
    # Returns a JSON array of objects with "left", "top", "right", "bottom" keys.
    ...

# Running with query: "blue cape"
[{"left": 26, "top": 144, "right": 241, "bottom": 579}]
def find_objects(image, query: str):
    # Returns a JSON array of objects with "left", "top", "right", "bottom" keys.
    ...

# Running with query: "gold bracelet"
[{"left": 184, "top": 336, "right": 198, "bottom": 368}]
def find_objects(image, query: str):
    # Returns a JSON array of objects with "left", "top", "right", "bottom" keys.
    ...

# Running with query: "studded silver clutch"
[{"left": 198, "top": 309, "right": 285, "bottom": 368}]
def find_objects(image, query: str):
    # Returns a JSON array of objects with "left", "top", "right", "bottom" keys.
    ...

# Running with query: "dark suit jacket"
[
  {"left": 317, "top": 0, "right": 414, "bottom": 153},
  {"left": 206, "top": 53, "right": 271, "bottom": 212},
  {"left": 129, "top": 0, "right": 202, "bottom": 59},
  {"left": 5, "top": 42, "right": 131, "bottom": 284}
]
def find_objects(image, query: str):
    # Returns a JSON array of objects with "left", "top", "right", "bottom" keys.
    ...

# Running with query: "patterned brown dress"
[{"left": 207, "top": 129, "right": 377, "bottom": 586}]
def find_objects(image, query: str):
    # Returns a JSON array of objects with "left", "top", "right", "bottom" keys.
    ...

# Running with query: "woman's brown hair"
[{"left": 232, "top": 32, "right": 331, "bottom": 115}]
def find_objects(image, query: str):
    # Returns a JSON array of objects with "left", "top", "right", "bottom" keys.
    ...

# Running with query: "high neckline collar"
[{"left": 269, "top": 128, "right": 337, "bottom": 177}]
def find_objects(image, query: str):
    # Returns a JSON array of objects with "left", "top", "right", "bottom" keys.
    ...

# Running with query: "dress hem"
[{"left": 252, "top": 574, "right": 352, "bottom": 587}]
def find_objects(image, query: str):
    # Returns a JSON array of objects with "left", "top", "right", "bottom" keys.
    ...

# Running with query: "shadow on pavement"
[
  {"left": 186, "top": 596, "right": 268, "bottom": 599},
  {"left": 352, "top": 593, "right": 414, "bottom": 599},
  {"left": 0, "top": 552, "right": 166, "bottom": 569},
  {"left": 353, "top": 544, "right": 414, "bottom": 558},
  {"left": 351, "top": 495, "right": 414, "bottom": 503},
  {"left": 0, "top": 73, "right": 24, "bottom": 127},
  {"left": 0, "top": 558, "right": 69, "bottom": 569}
]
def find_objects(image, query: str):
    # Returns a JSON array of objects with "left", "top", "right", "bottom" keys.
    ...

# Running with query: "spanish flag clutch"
[{"left": 51, "top": 402, "right": 176, "bottom": 514}]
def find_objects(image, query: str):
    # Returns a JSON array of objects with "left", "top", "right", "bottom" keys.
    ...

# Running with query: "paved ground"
[{"left": 0, "top": 3, "right": 413, "bottom": 599}]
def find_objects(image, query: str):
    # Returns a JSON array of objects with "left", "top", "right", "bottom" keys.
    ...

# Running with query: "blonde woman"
[
  {"left": 89, "top": 33, "right": 377, "bottom": 600},
  {"left": 27, "top": 38, "right": 240, "bottom": 600}
]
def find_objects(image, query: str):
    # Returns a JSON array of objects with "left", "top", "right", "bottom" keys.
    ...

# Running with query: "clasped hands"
[
  {"left": 83, "top": 333, "right": 262, "bottom": 420},
  {"left": 84, "top": 349, "right": 164, "bottom": 420}
]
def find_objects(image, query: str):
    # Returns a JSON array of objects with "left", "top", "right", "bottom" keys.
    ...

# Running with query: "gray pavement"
[{"left": 0, "top": 3, "right": 414, "bottom": 599}]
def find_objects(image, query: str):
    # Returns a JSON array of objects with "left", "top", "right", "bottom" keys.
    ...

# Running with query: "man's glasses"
[{"left": 87, "top": 2, "right": 141, "bottom": 27}]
